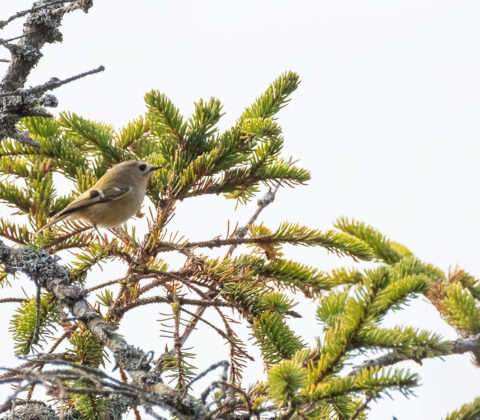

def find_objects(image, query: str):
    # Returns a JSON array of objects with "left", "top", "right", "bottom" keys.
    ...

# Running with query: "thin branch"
[
  {"left": 0, "top": 297, "right": 25, "bottom": 303},
  {"left": 137, "top": 268, "right": 193, "bottom": 295},
  {"left": 0, "top": 353, "right": 67, "bottom": 381},
  {"left": 180, "top": 306, "right": 232, "bottom": 342},
  {"left": 0, "top": 65, "right": 105, "bottom": 98},
  {"left": 51, "top": 0, "right": 93, "bottom": 15},
  {"left": 31, "top": 279, "right": 42, "bottom": 346},
  {"left": 218, "top": 381, "right": 254, "bottom": 418},
  {"left": 27, "top": 330, "right": 73, "bottom": 400},
  {"left": 9, "top": 130, "right": 41, "bottom": 147},
  {"left": 117, "top": 295, "right": 237, "bottom": 315},
  {"left": 0, "top": 1, "right": 77, "bottom": 29},
  {"left": 350, "top": 333, "right": 480, "bottom": 375},
  {"left": 156, "top": 226, "right": 328, "bottom": 253},
  {"left": 351, "top": 395, "right": 373, "bottom": 420},
  {"left": 87, "top": 277, "right": 123, "bottom": 292},
  {"left": 187, "top": 360, "right": 229, "bottom": 389},
  {"left": 227, "top": 183, "right": 281, "bottom": 256},
  {"left": 172, "top": 296, "right": 187, "bottom": 388},
  {"left": 0, "top": 35, "right": 26, "bottom": 45},
  {"left": 151, "top": 188, "right": 281, "bottom": 254},
  {"left": 159, "top": 288, "right": 214, "bottom": 358}
]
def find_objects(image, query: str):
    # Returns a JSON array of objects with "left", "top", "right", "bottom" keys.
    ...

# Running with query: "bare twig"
[
  {"left": 207, "top": 381, "right": 254, "bottom": 418},
  {"left": 0, "top": 297, "right": 25, "bottom": 303},
  {"left": 227, "top": 183, "right": 281, "bottom": 256},
  {"left": 0, "top": 66, "right": 105, "bottom": 99},
  {"left": 0, "top": 35, "right": 26, "bottom": 45},
  {"left": 118, "top": 295, "right": 238, "bottom": 315},
  {"left": 27, "top": 330, "right": 73, "bottom": 400},
  {"left": 0, "top": 0, "right": 97, "bottom": 146},
  {"left": 31, "top": 279, "right": 42, "bottom": 346},
  {"left": 187, "top": 360, "right": 229, "bottom": 389},
  {"left": 0, "top": 0, "right": 77, "bottom": 29},
  {"left": 87, "top": 277, "right": 123, "bottom": 292},
  {"left": 51, "top": 0, "right": 93, "bottom": 15},
  {"left": 136, "top": 268, "right": 193, "bottom": 295}
]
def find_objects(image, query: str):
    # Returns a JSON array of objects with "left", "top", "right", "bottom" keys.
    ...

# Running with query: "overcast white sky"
[{"left": 2, "top": 1, "right": 480, "bottom": 418}]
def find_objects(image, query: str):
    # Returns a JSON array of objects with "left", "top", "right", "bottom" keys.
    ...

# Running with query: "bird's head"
[{"left": 112, "top": 160, "right": 161, "bottom": 182}]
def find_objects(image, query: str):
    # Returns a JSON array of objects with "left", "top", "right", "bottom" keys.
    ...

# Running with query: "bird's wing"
[
  {"left": 37, "top": 186, "right": 133, "bottom": 232},
  {"left": 55, "top": 186, "right": 133, "bottom": 218}
]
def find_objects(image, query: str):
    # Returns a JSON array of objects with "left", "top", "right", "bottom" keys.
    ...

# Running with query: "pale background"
[{"left": 1, "top": 1, "right": 480, "bottom": 419}]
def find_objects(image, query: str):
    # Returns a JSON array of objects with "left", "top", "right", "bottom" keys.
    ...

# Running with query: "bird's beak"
[{"left": 150, "top": 166, "right": 161, "bottom": 172}]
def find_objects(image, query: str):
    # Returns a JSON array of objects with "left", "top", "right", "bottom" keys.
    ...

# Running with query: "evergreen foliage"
[
  {"left": 0, "top": 71, "right": 479, "bottom": 419},
  {"left": 444, "top": 396, "right": 480, "bottom": 420},
  {"left": 9, "top": 293, "right": 58, "bottom": 355}
]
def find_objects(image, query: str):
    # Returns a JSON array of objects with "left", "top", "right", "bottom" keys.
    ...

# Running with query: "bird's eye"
[{"left": 138, "top": 163, "right": 147, "bottom": 171}]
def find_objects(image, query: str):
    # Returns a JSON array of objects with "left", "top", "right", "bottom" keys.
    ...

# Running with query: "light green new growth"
[{"left": 0, "top": 72, "right": 479, "bottom": 419}]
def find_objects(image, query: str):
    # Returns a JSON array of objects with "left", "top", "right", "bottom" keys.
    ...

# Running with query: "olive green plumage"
[{"left": 38, "top": 160, "right": 159, "bottom": 232}]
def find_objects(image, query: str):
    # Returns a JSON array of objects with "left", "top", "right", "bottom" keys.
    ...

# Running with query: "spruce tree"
[{"left": 1, "top": 2, "right": 480, "bottom": 420}]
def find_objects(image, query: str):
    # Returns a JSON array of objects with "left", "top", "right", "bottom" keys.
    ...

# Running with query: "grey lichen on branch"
[
  {"left": 0, "top": 1, "right": 80, "bottom": 30},
  {"left": 0, "top": 0, "right": 102, "bottom": 147},
  {"left": 1, "top": 402, "right": 59, "bottom": 420},
  {"left": 0, "top": 241, "right": 210, "bottom": 419}
]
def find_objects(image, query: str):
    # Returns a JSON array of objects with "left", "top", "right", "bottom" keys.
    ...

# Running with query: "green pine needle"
[
  {"left": 10, "top": 293, "right": 59, "bottom": 355},
  {"left": 268, "top": 360, "right": 307, "bottom": 403},
  {"left": 253, "top": 310, "right": 304, "bottom": 365},
  {"left": 335, "top": 217, "right": 411, "bottom": 264},
  {"left": 444, "top": 396, "right": 480, "bottom": 420}
]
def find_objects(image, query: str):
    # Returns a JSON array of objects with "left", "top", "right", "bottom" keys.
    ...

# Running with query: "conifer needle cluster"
[{"left": 0, "top": 72, "right": 479, "bottom": 419}]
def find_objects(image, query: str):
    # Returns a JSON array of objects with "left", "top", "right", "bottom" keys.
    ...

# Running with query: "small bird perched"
[{"left": 38, "top": 160, "right": 160, "bottom": 232}]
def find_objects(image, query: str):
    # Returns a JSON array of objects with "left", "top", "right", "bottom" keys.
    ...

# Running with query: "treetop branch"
[
  {"left": 0, "top": 1, "right": 77, "bottom": 29},
  {"left": 0, "top": 65, "right": 105, "bottom": 99},
  {"left": 0, "top": 0, "right": 97, "bottom": 146}
]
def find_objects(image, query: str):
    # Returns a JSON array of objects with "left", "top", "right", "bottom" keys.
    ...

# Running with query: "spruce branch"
[
  {"left": 116, "top": 294, "right": 238, "bottom": 312},
  {"left": 0, "top": 241, "right": 211, "bottom": 418},
  {"left": 153, "top": 227, "right": 371, "bottom": 259},
  {"left": 443, "top": 396, "right": 480, "bottom": 420},
  {"left": 0, "top": 61, "right": 453, "bottom": 417},
  {"left": 334, "top": 217, "right": 410, "bottom": 264},
  {"left": 350, "top": 332, "right": 480, "bottom": 375},
  {"left": 350, "top": 395, "right": 373, "bottom": 420}
]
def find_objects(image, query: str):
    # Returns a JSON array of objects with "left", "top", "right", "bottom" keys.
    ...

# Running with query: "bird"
[{"left": 38, "top": 160, "right": 160, "bottom": 232}]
